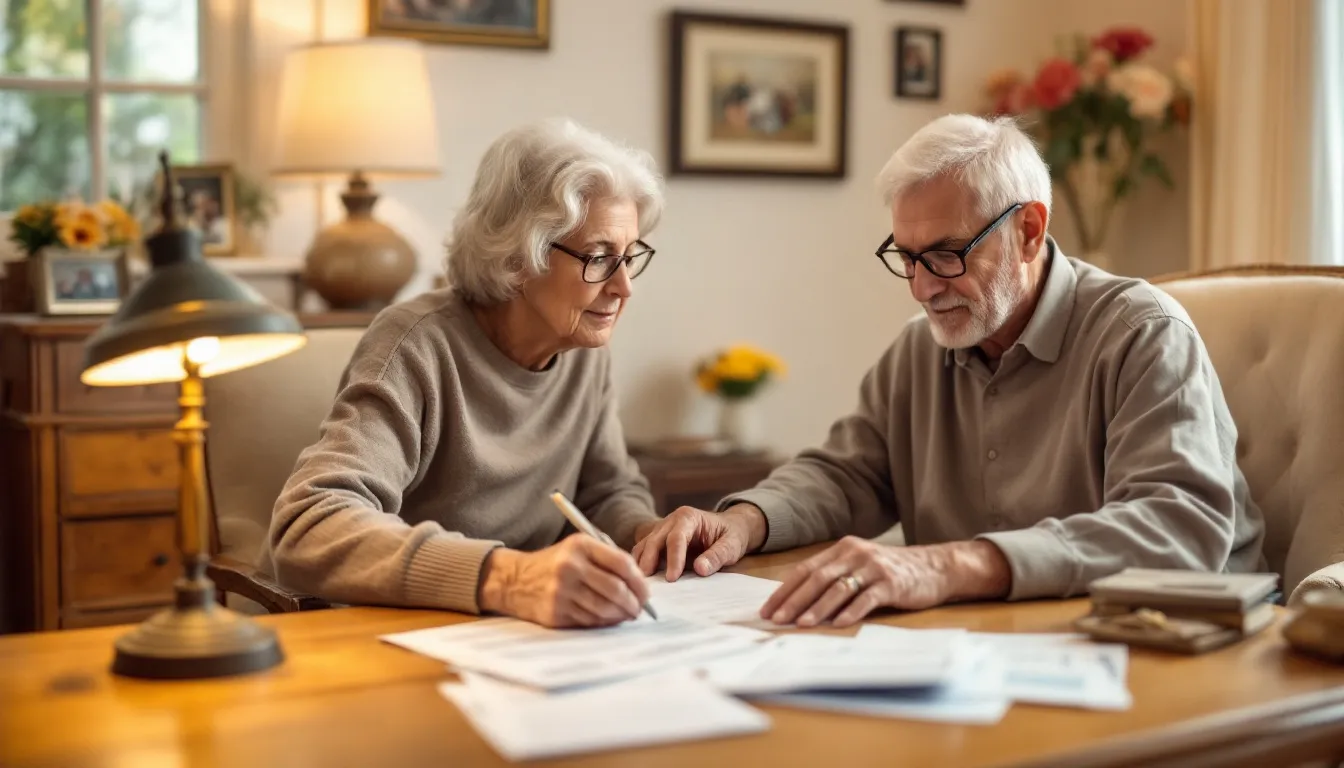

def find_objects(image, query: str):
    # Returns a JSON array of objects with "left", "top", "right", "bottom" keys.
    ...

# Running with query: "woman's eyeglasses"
[{"left": 550, "top": 241, "right": 656, "bottom": 283}]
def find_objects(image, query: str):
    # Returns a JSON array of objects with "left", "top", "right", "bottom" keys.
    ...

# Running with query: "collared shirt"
[{"left": 724, "top": 239, "right": 1266, "bottom": 599}]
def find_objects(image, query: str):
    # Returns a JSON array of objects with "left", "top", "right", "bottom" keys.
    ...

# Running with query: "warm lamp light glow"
[
  {"left": 186, "top": 336, "right": 221, "bottom": 364},
  {"left": 81, "top": 334, "right": 307, "bottom": 386}
]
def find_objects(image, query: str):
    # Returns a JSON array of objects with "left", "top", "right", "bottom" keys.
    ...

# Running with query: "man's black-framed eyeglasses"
[
  {"left": 874, "top": 203, "right": 1024, "bottom": 280},
  {"left": 551, "top": 240, "right": 656, "bottom": 283}
]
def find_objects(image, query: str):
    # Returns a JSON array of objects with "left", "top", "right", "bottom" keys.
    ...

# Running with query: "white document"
[
  {"left": 969, "top": 632, "right": 1131, "bottom": 711},
  {"left": 441, "top": 670, "right": 771, "bottom": 762},
  {"left": 382, "top": 615, "right": 769, "bottom": 691},
  {"left": 645, "top": 572, "right": 785, "bottom": 629},
  {"left": 857, "top": 627, "right": 1132, "bottom": 711},
  {"left": 698, "top": 630, "right": 979, "bottom": 695}
]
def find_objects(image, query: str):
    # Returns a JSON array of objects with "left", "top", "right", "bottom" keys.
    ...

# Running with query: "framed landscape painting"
[
  {"left": 367, "top": 0, "right": 550, "bottom": 49},
  {"left": 668, "top": 11, "right": 849, "bottom": 178}
]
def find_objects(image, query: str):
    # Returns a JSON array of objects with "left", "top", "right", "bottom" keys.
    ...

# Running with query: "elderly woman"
[{"left": 267, "top": 118, "right": 664, "bottom": 629}]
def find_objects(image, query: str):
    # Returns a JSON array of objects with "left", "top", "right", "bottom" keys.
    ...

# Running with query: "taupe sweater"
[
  {"left": 265, "top": 289, "right": 659, "bottom": 614},
  {"left": 723, "top": 241, "right": 1265, "bottom": 599}
]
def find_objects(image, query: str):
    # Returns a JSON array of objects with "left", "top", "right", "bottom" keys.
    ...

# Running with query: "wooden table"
[{"left": 3, "top": 546, "right": 1344, "bottom": 767}]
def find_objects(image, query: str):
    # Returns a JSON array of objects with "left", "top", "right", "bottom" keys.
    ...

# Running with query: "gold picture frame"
[
  {"left": 367, "top": 0, "right": 550, "bottom": 49},
  {"left": 172, "top": 163, "right": 238, "bottom": 256}
]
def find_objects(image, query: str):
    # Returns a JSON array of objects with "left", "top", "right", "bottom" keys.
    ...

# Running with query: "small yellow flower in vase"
[{"left": 694, "top": 343, "right": 786, "bottom": 450}]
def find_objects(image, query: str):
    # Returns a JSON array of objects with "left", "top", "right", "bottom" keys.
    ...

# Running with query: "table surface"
[{"left": 3, "top": 546, "right": 1344, "bottom": 768}]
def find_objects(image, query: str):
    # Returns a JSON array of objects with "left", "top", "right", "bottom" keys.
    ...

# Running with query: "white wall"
[{"left": 244, "top": 0, "right": 1187, "bottom": 457}]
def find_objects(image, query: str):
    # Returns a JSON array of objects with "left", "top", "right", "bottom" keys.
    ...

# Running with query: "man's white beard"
[{"left": 924, "top": 247, "right": 1021, "bottom": 349}]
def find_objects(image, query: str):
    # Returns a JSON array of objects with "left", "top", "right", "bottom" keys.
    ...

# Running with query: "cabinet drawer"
[
  {"left": 54, "top": 340, "right": 176, "bottom": 414},
  {"left": 61, "top": 516, "right": 179, "bottom": 610},
  {"left": 59, "top": 428, "right": 179, "bottom": 516}
]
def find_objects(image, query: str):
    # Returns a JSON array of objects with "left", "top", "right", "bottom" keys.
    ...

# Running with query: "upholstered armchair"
[
  {"left": 1153, "top": 265, "right": 1344, "bottom": 606},
  {"left": 203, "top": 325, "right": 369, "bottom": 614}
]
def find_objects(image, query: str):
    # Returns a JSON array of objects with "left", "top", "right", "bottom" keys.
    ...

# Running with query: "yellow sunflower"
[{"left": 59, "top": 219, "right": 107, "bottom": 250}]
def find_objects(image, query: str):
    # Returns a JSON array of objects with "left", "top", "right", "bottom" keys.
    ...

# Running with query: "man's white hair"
[
  {"left": 875, "top": 114, "right": 1051, "bottom": 222},
  {"left": 446, "top": 118, "right": 665, "bottom": 304}
]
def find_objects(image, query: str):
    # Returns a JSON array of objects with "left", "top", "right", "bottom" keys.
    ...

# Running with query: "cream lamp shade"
[
  {"left": 273, "top": 38, "right": 441, "bottom": 176},
  {"left": 271, "top": 38, "right": 441, "bottom": 310}
]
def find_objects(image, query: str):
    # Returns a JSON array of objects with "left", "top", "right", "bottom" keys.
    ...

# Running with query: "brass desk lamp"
[{"left": 81, "top": 152, "right": 308, "bottom": 679}]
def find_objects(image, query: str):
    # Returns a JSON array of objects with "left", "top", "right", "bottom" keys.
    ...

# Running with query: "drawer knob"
[{"left": 152, "top": 553, "right": 170, "bottom": 567}]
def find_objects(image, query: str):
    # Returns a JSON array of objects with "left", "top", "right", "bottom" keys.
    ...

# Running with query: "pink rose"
[
  {"left": 1033, "top": 58, "right": 1081, "bottom": 110},
  {"left": 1092, "top": 27, "right": 1154, "bottom": 63}
]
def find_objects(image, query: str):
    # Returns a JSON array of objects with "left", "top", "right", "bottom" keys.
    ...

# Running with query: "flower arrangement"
[
  {"left": 982, "top": 27, "right": 1193, "bottom": 257},
  {"left": 695, "top": 343, "right": 786, "bottom": 399},
  {"left": 8, "top": 199, "right": 141, "bottom": 257}
]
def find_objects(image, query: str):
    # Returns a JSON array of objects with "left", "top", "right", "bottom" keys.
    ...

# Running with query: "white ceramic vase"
[{"left": 717, "top": 398, "right": 761, "bottom": 451}]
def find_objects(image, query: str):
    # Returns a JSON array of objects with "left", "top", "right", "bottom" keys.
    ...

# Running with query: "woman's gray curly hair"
[{"left": 446, "top": 118, "right": 666, "bottom": 305}]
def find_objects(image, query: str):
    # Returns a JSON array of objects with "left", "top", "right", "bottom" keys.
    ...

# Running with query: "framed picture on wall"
[
  {"left": 668, "top": 11, "right": 849, "bottom": 178},
  {"left": 367, "top": 0, "right": 550, "bottom": 49},
  {"left": 172, "top": 163, "right": 238, "bottom": 256},
  {"left": 895, "top": 26, "right": 942, "bottom": 100}
]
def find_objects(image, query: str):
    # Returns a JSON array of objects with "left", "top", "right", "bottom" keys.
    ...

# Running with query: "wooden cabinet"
[
  {"left": 0, "top": 313, "right": 372, "bottom": 634},
  {"left": 632, "top": 451, "right": 779, "bottom": 517}
]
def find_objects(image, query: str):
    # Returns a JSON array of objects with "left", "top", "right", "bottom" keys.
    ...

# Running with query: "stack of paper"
[
  {"left": 379, "top": 570, "right": 1137, "bottom": 761},
  {"left": 441, "top": 670, "right": 770, "bottom": 761}
]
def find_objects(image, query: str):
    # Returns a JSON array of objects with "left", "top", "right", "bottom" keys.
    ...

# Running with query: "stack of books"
[{"left": 1074, "top": 568, "right": 1281, "bottom": 653}]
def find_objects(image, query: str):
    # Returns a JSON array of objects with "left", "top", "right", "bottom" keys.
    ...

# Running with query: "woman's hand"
[
  {"left": 632, "top": 504, "right": 768, "bottom": 580},
  {"left": 478, "top": 535, "right": 651, "bottom": 628}
]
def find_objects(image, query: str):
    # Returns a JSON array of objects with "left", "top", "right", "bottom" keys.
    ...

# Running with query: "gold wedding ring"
[{"left": 838, "top": 574, "right": 864, "bottom": 592}]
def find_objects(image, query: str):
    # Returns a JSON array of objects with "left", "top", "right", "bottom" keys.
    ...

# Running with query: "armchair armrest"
[
  {"left": 207, "top": 555, "right": 331, "bottom": 613},
  {"left": 1288, "top": 562, "right": 1344, "bottom": 608}
]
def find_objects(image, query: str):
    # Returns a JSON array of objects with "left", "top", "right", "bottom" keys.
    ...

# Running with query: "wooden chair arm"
[{"left": 207, "top": 555, "right": 331, "bottom": 614}]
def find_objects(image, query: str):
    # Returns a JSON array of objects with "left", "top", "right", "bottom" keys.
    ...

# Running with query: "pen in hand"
[{"left": 549, "top": 490, "right": 659, "bottom": 621}]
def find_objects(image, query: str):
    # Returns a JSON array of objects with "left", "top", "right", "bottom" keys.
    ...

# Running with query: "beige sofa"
[{"left": 1153, "top": 264, "right": 1344, "bottom": 605}]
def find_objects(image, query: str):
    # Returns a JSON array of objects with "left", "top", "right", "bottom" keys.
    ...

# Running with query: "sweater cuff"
[
  {"left": 402, "top": 535, "right": 503, "bottom": 614},
  {"left": 717, "top": 490, "right": 796, "bottom": 553},
  {"left": 975, "top": 526, "right": 1078, "bottom": 600}
]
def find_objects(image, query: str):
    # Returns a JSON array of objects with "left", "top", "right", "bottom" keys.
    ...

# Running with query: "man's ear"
[{"left": 1018, "top": 201, "right": 1049, "bottom": 263}]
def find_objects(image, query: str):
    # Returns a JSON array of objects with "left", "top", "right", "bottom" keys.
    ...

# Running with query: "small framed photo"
[
  {"left": 668, "top": 11, "right": 850, "bottom": 178},
  {"left": 173, "top": 163, "right": 238, "bottom": 256},
  {"left": 367, "top": 0, "right": 549, "bottom": 49},
  {"left": 35, "top": 249, "right": 129, "bottom": 316},
  {"left": 895, "top": 26, "right": 942, "bottom": 100}
]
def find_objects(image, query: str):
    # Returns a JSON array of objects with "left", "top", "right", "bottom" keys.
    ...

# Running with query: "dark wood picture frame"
[
  {"left": 366, "top": 0, "right": 550, "bottom": 49},
  {"left": 895, "top": 26, "right": 943, "bottom": 100},
  {"left": 668, "top": 10, "right": 850, "bottom": 179}
]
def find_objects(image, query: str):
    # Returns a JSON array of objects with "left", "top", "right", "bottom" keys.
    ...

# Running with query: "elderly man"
[{"left": 633, "top": 114, "right": 1265, "bottom": 628}]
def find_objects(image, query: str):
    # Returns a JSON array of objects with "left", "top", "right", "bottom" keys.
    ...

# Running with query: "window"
[{"left": 0, "top": 0, "right": 204, "bottom": 211}]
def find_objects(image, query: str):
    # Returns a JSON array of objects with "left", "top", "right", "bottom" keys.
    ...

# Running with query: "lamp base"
[{"left": 111, "top": 577, "right": 284, "bottom": 680}]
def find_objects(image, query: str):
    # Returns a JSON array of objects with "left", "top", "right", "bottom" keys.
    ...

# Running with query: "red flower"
[
  {"left": 1033, "top": 58, "right": 1081, "bottom": 110},
  {"left": 1092, "top": 27, "right": 1154, "bottom": 63}
]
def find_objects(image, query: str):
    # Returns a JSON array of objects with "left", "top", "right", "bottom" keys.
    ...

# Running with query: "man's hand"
[
  {"left": 631, "top": 503, "right": 768, "bottom": 580},
  {"left": 760, "top": 537, "right": 1012, "bottom": 628}
]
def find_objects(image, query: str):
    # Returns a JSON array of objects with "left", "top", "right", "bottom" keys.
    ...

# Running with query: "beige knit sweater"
[{"left": 264, "top": 288, "right": 659, "bottom": 613}]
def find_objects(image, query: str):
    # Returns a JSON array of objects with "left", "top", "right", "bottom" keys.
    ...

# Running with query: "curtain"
[{"left": 1188, "top": 0, "right": 1337, "bottom": 269}]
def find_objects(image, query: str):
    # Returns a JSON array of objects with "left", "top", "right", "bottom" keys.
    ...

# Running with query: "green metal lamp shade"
[
  {"left": 81, "top": 168, "right": 306, "bottom": 385},
  {"left": 82, "top": 252, "right": 306, "bottom": 385}
]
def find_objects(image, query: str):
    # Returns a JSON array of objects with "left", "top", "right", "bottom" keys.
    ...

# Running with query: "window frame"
[{"left": 0, "top": 0, "right": 242, "bottom": 216}]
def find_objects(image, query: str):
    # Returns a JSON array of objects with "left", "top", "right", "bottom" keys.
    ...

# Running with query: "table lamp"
[
  {"left": 81, "top": 152, "right": 308, "bottom": 679},
  {"left": 272, "top": 38, "right": 442, "bottom": 310}
]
